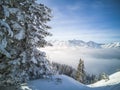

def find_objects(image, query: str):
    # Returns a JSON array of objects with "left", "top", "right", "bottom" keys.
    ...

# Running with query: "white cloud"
[{"left": 41, "top": 47, "right": 120, "bottom": 75}]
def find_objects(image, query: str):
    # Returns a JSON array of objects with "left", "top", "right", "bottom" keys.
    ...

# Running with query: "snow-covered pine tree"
[
  {"left": 75, "top": 58, "right": 86, "bottom": 83},
  {"left": 0, "top": 0, "right": 52, "bottom": 86},
  {"left": 99, "top": 72, "right": 109, "bottom": 82}
]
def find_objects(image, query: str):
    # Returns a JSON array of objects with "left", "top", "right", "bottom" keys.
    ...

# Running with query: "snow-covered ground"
[
  {"left": 21, "top": 75, "right": 89, "bottom": 90},
  {"left": 89, "top": 71, "right": 120, "bottom": 87},
  {"left": 21, "top": 71, "right": 120, "bottom": 90}
]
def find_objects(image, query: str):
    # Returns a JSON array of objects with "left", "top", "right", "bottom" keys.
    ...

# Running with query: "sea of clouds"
[{"left": 41, "top": 46, "right": 120, "bottom": 75}]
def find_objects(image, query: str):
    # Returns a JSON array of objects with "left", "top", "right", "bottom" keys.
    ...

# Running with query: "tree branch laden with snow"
[{"left": 0, "top": 0, "right": 53, "bottom": 86}]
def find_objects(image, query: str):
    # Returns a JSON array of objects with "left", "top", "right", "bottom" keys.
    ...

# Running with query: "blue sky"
[{"left": 38, "top": 0, "right": 120, "bottom": 43}]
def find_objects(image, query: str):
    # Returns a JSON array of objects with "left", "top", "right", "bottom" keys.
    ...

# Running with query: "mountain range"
[{"left": 48, "top": 40, "right": 120, "bottom": 48}]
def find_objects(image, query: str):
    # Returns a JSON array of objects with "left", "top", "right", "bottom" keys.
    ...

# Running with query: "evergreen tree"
[
  {"left": 52, "top": 62, "right": 77, "bottom": 78},
  {"left": 99, "top": 72, "right": 109, "bottom": 82},
  {"left": 75, "top": 58, "right": 85, "bottom": 83},
  {"left": 0, "top": 0, "right": 52, "bottom": 86}
]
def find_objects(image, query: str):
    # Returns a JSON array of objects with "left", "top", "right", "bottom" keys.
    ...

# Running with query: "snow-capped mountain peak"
[
  {"left": 48, "top": 40, "right": 120, "bottom": 49},
  {"left": 101, "top": 42, "right": 120, "bottom": 48},
  {"left": 48, "top": 40, "right": 101, "bottom": 48}
]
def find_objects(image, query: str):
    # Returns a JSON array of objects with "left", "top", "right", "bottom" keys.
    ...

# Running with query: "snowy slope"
[
  {"left": 89, "top": 71, "right": 120, "bottom": 87},
  {"left": 21, "top": 72, "right": 120, "bottom": 90},
  {"left": 21, "top": 75, "right": 89, "bottom": 90}
]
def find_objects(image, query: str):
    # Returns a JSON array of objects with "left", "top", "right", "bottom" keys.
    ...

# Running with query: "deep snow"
[{"left": 21, "top": 71, "right": 120, "bottom": 90}]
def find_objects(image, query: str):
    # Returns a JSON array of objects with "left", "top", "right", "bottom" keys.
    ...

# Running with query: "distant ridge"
[{"left": 48, "top": 40, "right": 120, "bottom": 48}]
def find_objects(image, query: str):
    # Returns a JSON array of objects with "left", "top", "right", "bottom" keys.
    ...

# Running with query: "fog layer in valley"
[{"left": 41, "top": 46, "right": 120, "bottom": 75}]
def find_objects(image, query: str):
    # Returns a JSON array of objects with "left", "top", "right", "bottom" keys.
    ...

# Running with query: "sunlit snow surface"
[
  {"left": 89, "top": 71, "right": 120, "bottom": 87},
  {"left": 21, "top": 75, "right": 88, "bottom": 90},
  {"left": 21, "top": 71, "right": 120, "bottom": 90}
]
